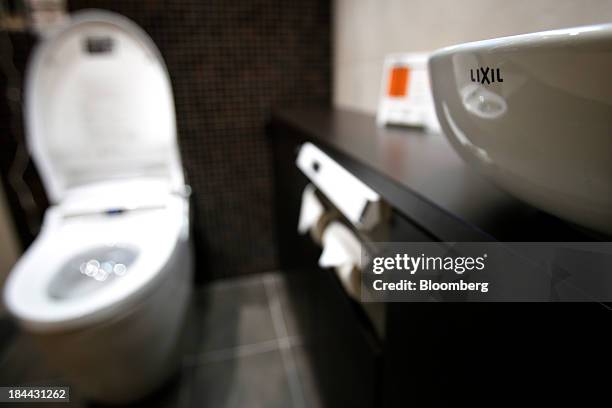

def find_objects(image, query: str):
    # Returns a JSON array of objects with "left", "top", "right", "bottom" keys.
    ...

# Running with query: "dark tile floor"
[{"left": 0, "top": 272, "right": 325, "bottom": 408}]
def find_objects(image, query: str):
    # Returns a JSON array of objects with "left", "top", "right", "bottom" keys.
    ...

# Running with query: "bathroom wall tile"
[
  {"left": 334, "top": 58, "right": 384, "bottom": 115},
  {"left": 0, "top": 0, "right": 331, "bottom": 280},
  {"left": 333, "top": 0, "right": 612, "bottom": 115},
  {"left": 0, "top": 32, "right": 47, "bottom": 247}
]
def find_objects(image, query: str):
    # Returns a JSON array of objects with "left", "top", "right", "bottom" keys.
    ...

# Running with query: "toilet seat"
[
  {"left": 4, "top": 11, "right": 191, "bottom": 333},
  {"left": 4, "top": 184, "right": 188, "bottom": 332}
]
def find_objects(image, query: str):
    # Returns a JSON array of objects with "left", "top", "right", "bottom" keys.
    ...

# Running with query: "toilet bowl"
[{"left": 3, "top": 10, "right": 193, "bottom": 403}]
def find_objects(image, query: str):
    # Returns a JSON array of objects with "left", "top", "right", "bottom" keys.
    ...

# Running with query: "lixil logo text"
[{"left": 470, "top": 67, "right": 503, "bottom": 84}]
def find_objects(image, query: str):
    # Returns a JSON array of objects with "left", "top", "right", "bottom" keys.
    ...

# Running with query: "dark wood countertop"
[{"left": 270, "top": 107, "right": 596, "bottom": 242}]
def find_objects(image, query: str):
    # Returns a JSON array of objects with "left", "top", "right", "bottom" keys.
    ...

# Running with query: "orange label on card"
[{"left": 388, "top": 66, "right": 410, "bottom": 97}]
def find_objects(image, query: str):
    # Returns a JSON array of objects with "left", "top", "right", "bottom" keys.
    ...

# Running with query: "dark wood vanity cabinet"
[{"left": 268, "top": 108, "right": 609, "bottom": 408}]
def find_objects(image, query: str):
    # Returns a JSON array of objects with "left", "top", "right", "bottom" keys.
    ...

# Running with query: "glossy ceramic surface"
[
  {"left": 4, "top": 10, "right": 194, "bottom": 402},
  {"left": 26, "top": 10, "right": 184, "bottom": 202},
  {"left": 429, "top": 24, "right": 612, "bottom": 236}
]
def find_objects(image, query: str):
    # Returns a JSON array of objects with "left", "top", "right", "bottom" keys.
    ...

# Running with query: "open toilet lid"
[{"left": 25, "top": 10, "right": 184, "bottom": 203}]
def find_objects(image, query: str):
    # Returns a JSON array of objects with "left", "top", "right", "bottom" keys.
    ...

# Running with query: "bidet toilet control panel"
[{"left": 296, "top": 142, "right": 383, "bottom": 230}]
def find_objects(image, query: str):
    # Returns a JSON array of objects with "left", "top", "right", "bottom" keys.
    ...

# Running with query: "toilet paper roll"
[
  {"left": 298, "top": 184, "right": 324, "bottom": 235},
  {"left": 319, "top": 222, "right": 363, "bottom": 300},
  {"left": 309, "top": 208, "right": 340, "bottom": 246}
]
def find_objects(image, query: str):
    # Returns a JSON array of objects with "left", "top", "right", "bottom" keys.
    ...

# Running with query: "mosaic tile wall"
[
  {"left": 0, "top": 0, "right": 331, "bottom": 280},
  {"left": 0, "top": 33, "right": 45, "bottom": 248}
]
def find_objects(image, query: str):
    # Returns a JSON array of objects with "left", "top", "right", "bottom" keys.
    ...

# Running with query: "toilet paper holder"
[
  {"left": 296, "top": 142, "right": 387, "bottom": 231},
  {"left": 296, "top": 180, "right": 386, "bottom": 338}
]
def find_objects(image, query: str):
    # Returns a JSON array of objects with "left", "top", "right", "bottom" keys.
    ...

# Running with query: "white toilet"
[{"left": 3, "top": 10, "right": 194, "bottom": 403}]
